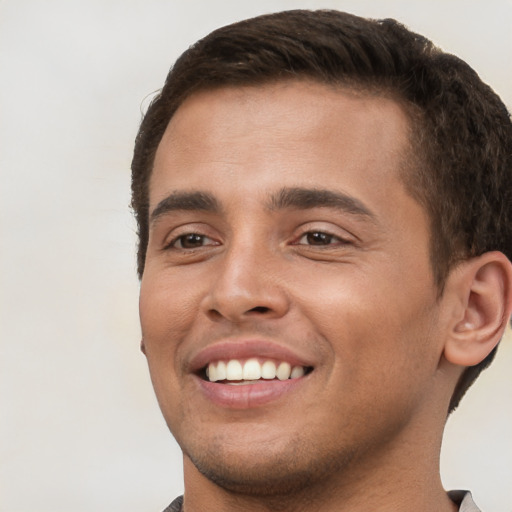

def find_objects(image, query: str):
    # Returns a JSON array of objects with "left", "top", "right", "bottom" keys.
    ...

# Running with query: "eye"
[
  {"left": 169, "top": 233, "right": 218, "bottom": 249},
  {"left": 297, "top": 231, "right": 345, "bottom": 246}
]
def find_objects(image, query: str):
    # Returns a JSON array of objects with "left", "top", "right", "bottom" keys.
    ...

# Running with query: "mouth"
[
  {"left": 189, "top": 340, "right": 316, "bottom": 407},
  {"left": 199, "top": 358, "right": 314, "bottom": 385}
]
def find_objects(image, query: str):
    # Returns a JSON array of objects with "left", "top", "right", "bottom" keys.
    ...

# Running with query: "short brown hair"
[{"left": 131, "top": 10, "right": 512, "bottom": 412}]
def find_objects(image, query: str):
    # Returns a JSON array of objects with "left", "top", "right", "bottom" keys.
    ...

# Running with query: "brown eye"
[
  {"left": 306, "top": 232, "right": 333, "bottom": 245},
  {"left": 173, "top": 233, "right": 209, "bottom": 249},
  {"left": 299, "top": 231, "right": 338, "bottom": 245}
]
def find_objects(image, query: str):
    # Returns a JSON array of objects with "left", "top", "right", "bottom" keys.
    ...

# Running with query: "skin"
[{"left": 140, "top": 81, "right": 471, "bottom": 511}]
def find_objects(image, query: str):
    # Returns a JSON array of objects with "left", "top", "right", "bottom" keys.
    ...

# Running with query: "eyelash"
[
  {"left": 166, "top": 232, "right": 218, "bottom": 250},
  {"left": 164, "top": 229, "right": 349, "bottom": 252},
  {"left": 294, "top": 230, "right": 349, "bottom": 247}
]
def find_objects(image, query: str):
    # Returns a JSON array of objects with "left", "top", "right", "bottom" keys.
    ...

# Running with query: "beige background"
[{"left": 1, "top": 1, "right": 511, "bottom": 511}]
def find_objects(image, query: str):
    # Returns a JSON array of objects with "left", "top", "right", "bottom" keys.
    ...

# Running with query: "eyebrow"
[
  {"left": 150, "top": 186, "right": 375, "bottom": 225},
  {"left": 150, "top": 191, "right": 220, "bottom": 224},
  {"left": 268, "top": 187, "right": 375, "bottom": 219}
]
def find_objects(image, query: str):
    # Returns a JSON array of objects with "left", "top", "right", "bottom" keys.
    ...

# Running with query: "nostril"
[{"left": 249, "top": 306, "right": 271, "bottom": 314}]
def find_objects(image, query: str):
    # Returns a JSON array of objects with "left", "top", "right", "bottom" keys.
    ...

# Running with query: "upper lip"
[{"left": 188, "top": 339, "right": 316, "bottom": 374}]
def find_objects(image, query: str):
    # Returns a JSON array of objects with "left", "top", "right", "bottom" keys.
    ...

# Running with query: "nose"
[{"left": 201, "top": 240, "right": 290, "bottom": 323}]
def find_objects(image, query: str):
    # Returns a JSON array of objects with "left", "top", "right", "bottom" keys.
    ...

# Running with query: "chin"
[{"left": 181, "top": 431, "right": 357, "bottom": 497}]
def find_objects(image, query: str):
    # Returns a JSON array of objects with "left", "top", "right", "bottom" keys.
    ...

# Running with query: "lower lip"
[{"left": 195, "top": 375, "right": 308, "bottom": 409}]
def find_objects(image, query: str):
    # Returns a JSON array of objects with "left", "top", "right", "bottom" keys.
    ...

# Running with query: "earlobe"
[
  {"left": 140, "top": 338, "right": 147, "bottom": 355},
  {"left": 444, "top": 252, "right": 512, "bottom": 367}
]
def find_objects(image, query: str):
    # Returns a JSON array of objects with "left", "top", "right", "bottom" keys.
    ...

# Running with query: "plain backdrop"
[{"left": 1, "top": 1, "right": 511, "bottom": 511}]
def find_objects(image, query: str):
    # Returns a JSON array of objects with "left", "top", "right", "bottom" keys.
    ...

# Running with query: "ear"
[
  {"left": 443, "top": 251, "right": 512, "bottom": 367},
  {"left": 140, "top": 338, "right": 146, "bottom": 355}
]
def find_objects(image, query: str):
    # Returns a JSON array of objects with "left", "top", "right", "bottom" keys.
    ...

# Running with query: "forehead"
[{"left": 151, "top": 81, "right": 413, "bottom": 209}]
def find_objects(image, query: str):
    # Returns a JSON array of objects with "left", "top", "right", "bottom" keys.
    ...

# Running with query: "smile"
[
  {"left": 204, "top": 358, "right": 311, "bottom": 384},
  {"left": 190, "top": 340, "right": 315, "bottom": 407}
]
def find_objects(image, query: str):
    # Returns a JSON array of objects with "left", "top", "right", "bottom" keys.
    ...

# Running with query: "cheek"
[
  {"left": 138, "top": 276, "right": 198, "bottom": 408},
  {"left": 139, "top": 271, "right": 201, "bottom": 345},
  {"left": 296, "top": 266, "right": 439, "bottom": 381},
  {"left": 139, "top": 277, "right": 190, "bottom": 425}
]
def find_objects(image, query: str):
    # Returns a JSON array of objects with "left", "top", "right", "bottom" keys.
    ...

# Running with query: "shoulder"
[
  {"left": 448, "top": 490, "right": 482, "bottom": 512},
  {"left": 162, "top": 495, "right": 183, "bottom": 512}
]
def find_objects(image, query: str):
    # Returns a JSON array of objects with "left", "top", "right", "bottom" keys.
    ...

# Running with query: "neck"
[
  {"left": 178, "top": 367, "right": 462, "bottom": 512},
  {"left": 180, "top": 426, "right": 457, "bottom": 512}
]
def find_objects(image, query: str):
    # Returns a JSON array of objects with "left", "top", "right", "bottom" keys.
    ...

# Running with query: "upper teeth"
[{"left": 206, "top": 358, "right": 305, "bottom": 383}]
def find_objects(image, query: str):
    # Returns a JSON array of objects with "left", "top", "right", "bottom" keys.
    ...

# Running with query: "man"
[{"left": 131, "top": 10, "right": 512, "bottom": 512}]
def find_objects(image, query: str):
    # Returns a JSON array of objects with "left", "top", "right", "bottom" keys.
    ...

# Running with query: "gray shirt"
[{"left": 448, "top": 490, "right": 481, "bottom": 512}]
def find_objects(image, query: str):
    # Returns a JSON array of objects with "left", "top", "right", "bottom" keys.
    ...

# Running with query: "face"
[{"left": 140, "top": 81, "right": 448, "bottom": 495}]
